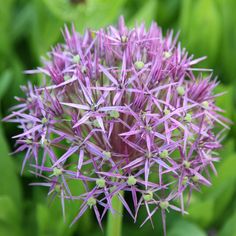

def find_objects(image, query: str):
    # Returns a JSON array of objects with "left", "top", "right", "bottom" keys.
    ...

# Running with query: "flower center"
[
  {"left": 53, "top": 167, "right": 63, "bottom": 176},
  {"left": 177, "top": 86, "right": 185, "bottom": 96},
  {"left": 127, "top": 176, "right": 137, "bottom": 186},
  {"left": 72, "top": 54, "right": 80, "bottom": 63},
  {"left": 160, "top": 150, "right": 168, "bottom": 158},
  {"left": 160, "top": 201, "right": 169, "bottom": 209},
  {"left": 183, "top": 160, "right": 191, "bottom": 169},
  {"left": 96, "top": 178, "right": 106, "bottom": 188},
  {"left": 103, "top": 151, "right": 111, "bottom": 160},
  {"left": 87, "top": 197, "right": 96, "bottom": 207},
  {"left": 134, "top": 61, "right": 145, "bottom": 70},
  {"left": 143, "top": 191, "right": 153, "bottom": 201}
]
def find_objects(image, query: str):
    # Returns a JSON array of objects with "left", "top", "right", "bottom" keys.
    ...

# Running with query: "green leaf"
[
  {"left": 34, "top": 178, "right": 92, "bottom": 236},
  {"left": 187, "top": 199, "right": 214, "bottom": 227},
  {"left": 0, "top": 118, "right": 22, "bottom": 207},
  {"left": 30, "top": 0, "right": 63, "bottom": 57},
  {"left": 208, "top": 154, "right": 236, "bottom": 221},
  {"left": 1, "top": 58, "right": 25, "bottom": 112},
  {"left": 179, "top": 0, "right": 221, "bottom": 67},
  {"left": 219, "top": 211, "right": 236, "bottom": 236},
  {"left": 0, "top": 70, "right": 12, "bottom": 99},
  {"left": 215, "top": 84, "right": 233, "bottom": 120},
  {"left": 191, "top": 152, "right": 236, "bottom": 226},
  {"left": 218, "top": 139, "right": 234, "bottom": 157},
  {"left": 128, "top": 0, "right": 158, "bottom": 27},
  {"left": 11, "top": 3, "right": 35, "bottom": 41},
  {"left": 156, "top": 0, "right": 180, "bottom": 28},
  {"left": 0, "top": 195, "right": 22, "bottom": 236},
  {"left": 184, "top": 143, "right": 236, "bottom": 227},
  {"left": 0, "top": 0, "right": 14, "bottom": 58},
  {"left": 36, "top": 203, "right": 68, "bottom": 236},
  {"left": 168, "top": 220, "right": 207, "bottom": 236},
  {"left": 216, "top": 0, "right": 236, "bottom": 83},
  {"left": 42, "top": 0, "right": 125, "bottom": 33}
]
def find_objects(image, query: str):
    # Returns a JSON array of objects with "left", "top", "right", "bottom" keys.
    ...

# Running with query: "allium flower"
[{"left": 4, "top": 16, "right": 229, "bottom": 235}]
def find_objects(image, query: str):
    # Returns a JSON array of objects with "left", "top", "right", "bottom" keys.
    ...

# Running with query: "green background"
[{"left": 0, "top": 0, "right": 236, "bottom": 235}]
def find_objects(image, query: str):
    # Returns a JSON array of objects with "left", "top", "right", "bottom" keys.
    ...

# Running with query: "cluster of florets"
[{"left": 4, "top": 17, "right": 229, "bottom": 234}]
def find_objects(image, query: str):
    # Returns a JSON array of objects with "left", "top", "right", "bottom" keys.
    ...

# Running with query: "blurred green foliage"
[{"left": 0, "top": 0, "right": 236, "bottom": 235}]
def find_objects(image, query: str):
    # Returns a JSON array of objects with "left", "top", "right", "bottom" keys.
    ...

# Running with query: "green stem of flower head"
[{"left": 106, "top": 191, "right": 124, "bottom": 236}]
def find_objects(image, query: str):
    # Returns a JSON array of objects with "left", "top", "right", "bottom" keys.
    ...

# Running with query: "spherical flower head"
[{"left": 4, "top": 16, "right": 230, "bottom": 235}]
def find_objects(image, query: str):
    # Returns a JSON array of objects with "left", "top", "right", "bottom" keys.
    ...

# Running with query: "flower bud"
[{"left": 96, "top": 178, "right": 106, "bottom": 188}]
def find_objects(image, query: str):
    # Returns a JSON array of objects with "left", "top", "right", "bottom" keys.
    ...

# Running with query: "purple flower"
[{"left": 4, "top": 16, "right": 230, "bottom": 234}]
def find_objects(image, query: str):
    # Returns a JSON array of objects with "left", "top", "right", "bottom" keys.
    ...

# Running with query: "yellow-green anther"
[
  {"left": 64, "top": 75, "right": 71, "bottom": 81},
  {"left": 160, "top": 201, "right": 169, "bottom": 209},
  {"left": 91, "top": 31, "right": 96, "bottom": 39},
  {"left": 177, "top": 86, "right": 185, "bottom": 96},
  {"left": 183, "top": 160, "right": 191, "bottom": 169},
  {"left": 146, "top": 152, "right": 152, "bottom": 159},
  {"left": 121, "top": 35, "right": 127, "bottom": 43},
  {"left": 187, "top": 135, "right": 195, "bottom": 142},
  {"left": 103, "top": 151, "right": 111, "bottom": 159},
  {"left": 127, "top": 176, "right": 137, "bottom": 186},
  {"left": 164, "top": 109, "right": 170, "bottom": 115},
  {"left": 90, "top": 104, "right": 97, "bottom": 111},
  {"left": 96, "top": 178, "right": 105, "bottom": 188},
  {"left": 192, "top": 175, "right": 199, "bottom": 183},
  {"left": 160, "top": 150, "right": 168, "bottom": 159},
  {"left": 184, "top": 113, "right": 192, "bottom": 123},
  {"left": 143, "top": 191, "right": 153, "bottom": 201},
  {"left": 134, "top": 61, "right": 145, "bottom": 70},
  {"left": 182, "top": 176, "right": 188, "bottom": 185},
  {"left": 41, "top": 139, "right": 50, "bottom": 147},
  {"left": 93, "top": 120, "right": 100, "bottom": 128},
  {"left": 53, "top": 167, "right": 62, "bottom": 176},
  {"left": 42, "top": 117, "right": 48, "bottom": 124},
  {"left": 26, "top": 139, "right": 32, "bottom": 145},
  {"left": 87, "top": 197, "right": 96, "bottom": 207},
  {"left": 72, "top": 54, "right": 80, "bottom": 63},
  {"left": 163, "top": 51, "right": 172, "bottom": 59},
  {"left": 202, "top": 101, "right": 209, "bottom": 109},
  {"left": 145, "top": 126, "right": 152, "bottom": 132},
  {"left": 45, "top": 139, "right": 50, "bottom": 145},
  {"left": 109, "top": 110, "right": 120, "bottom": 119}
]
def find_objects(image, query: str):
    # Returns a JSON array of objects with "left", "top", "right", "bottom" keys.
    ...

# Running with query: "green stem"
[{"left": 106, "top": 191, "right": 124, "bottom": 236}]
